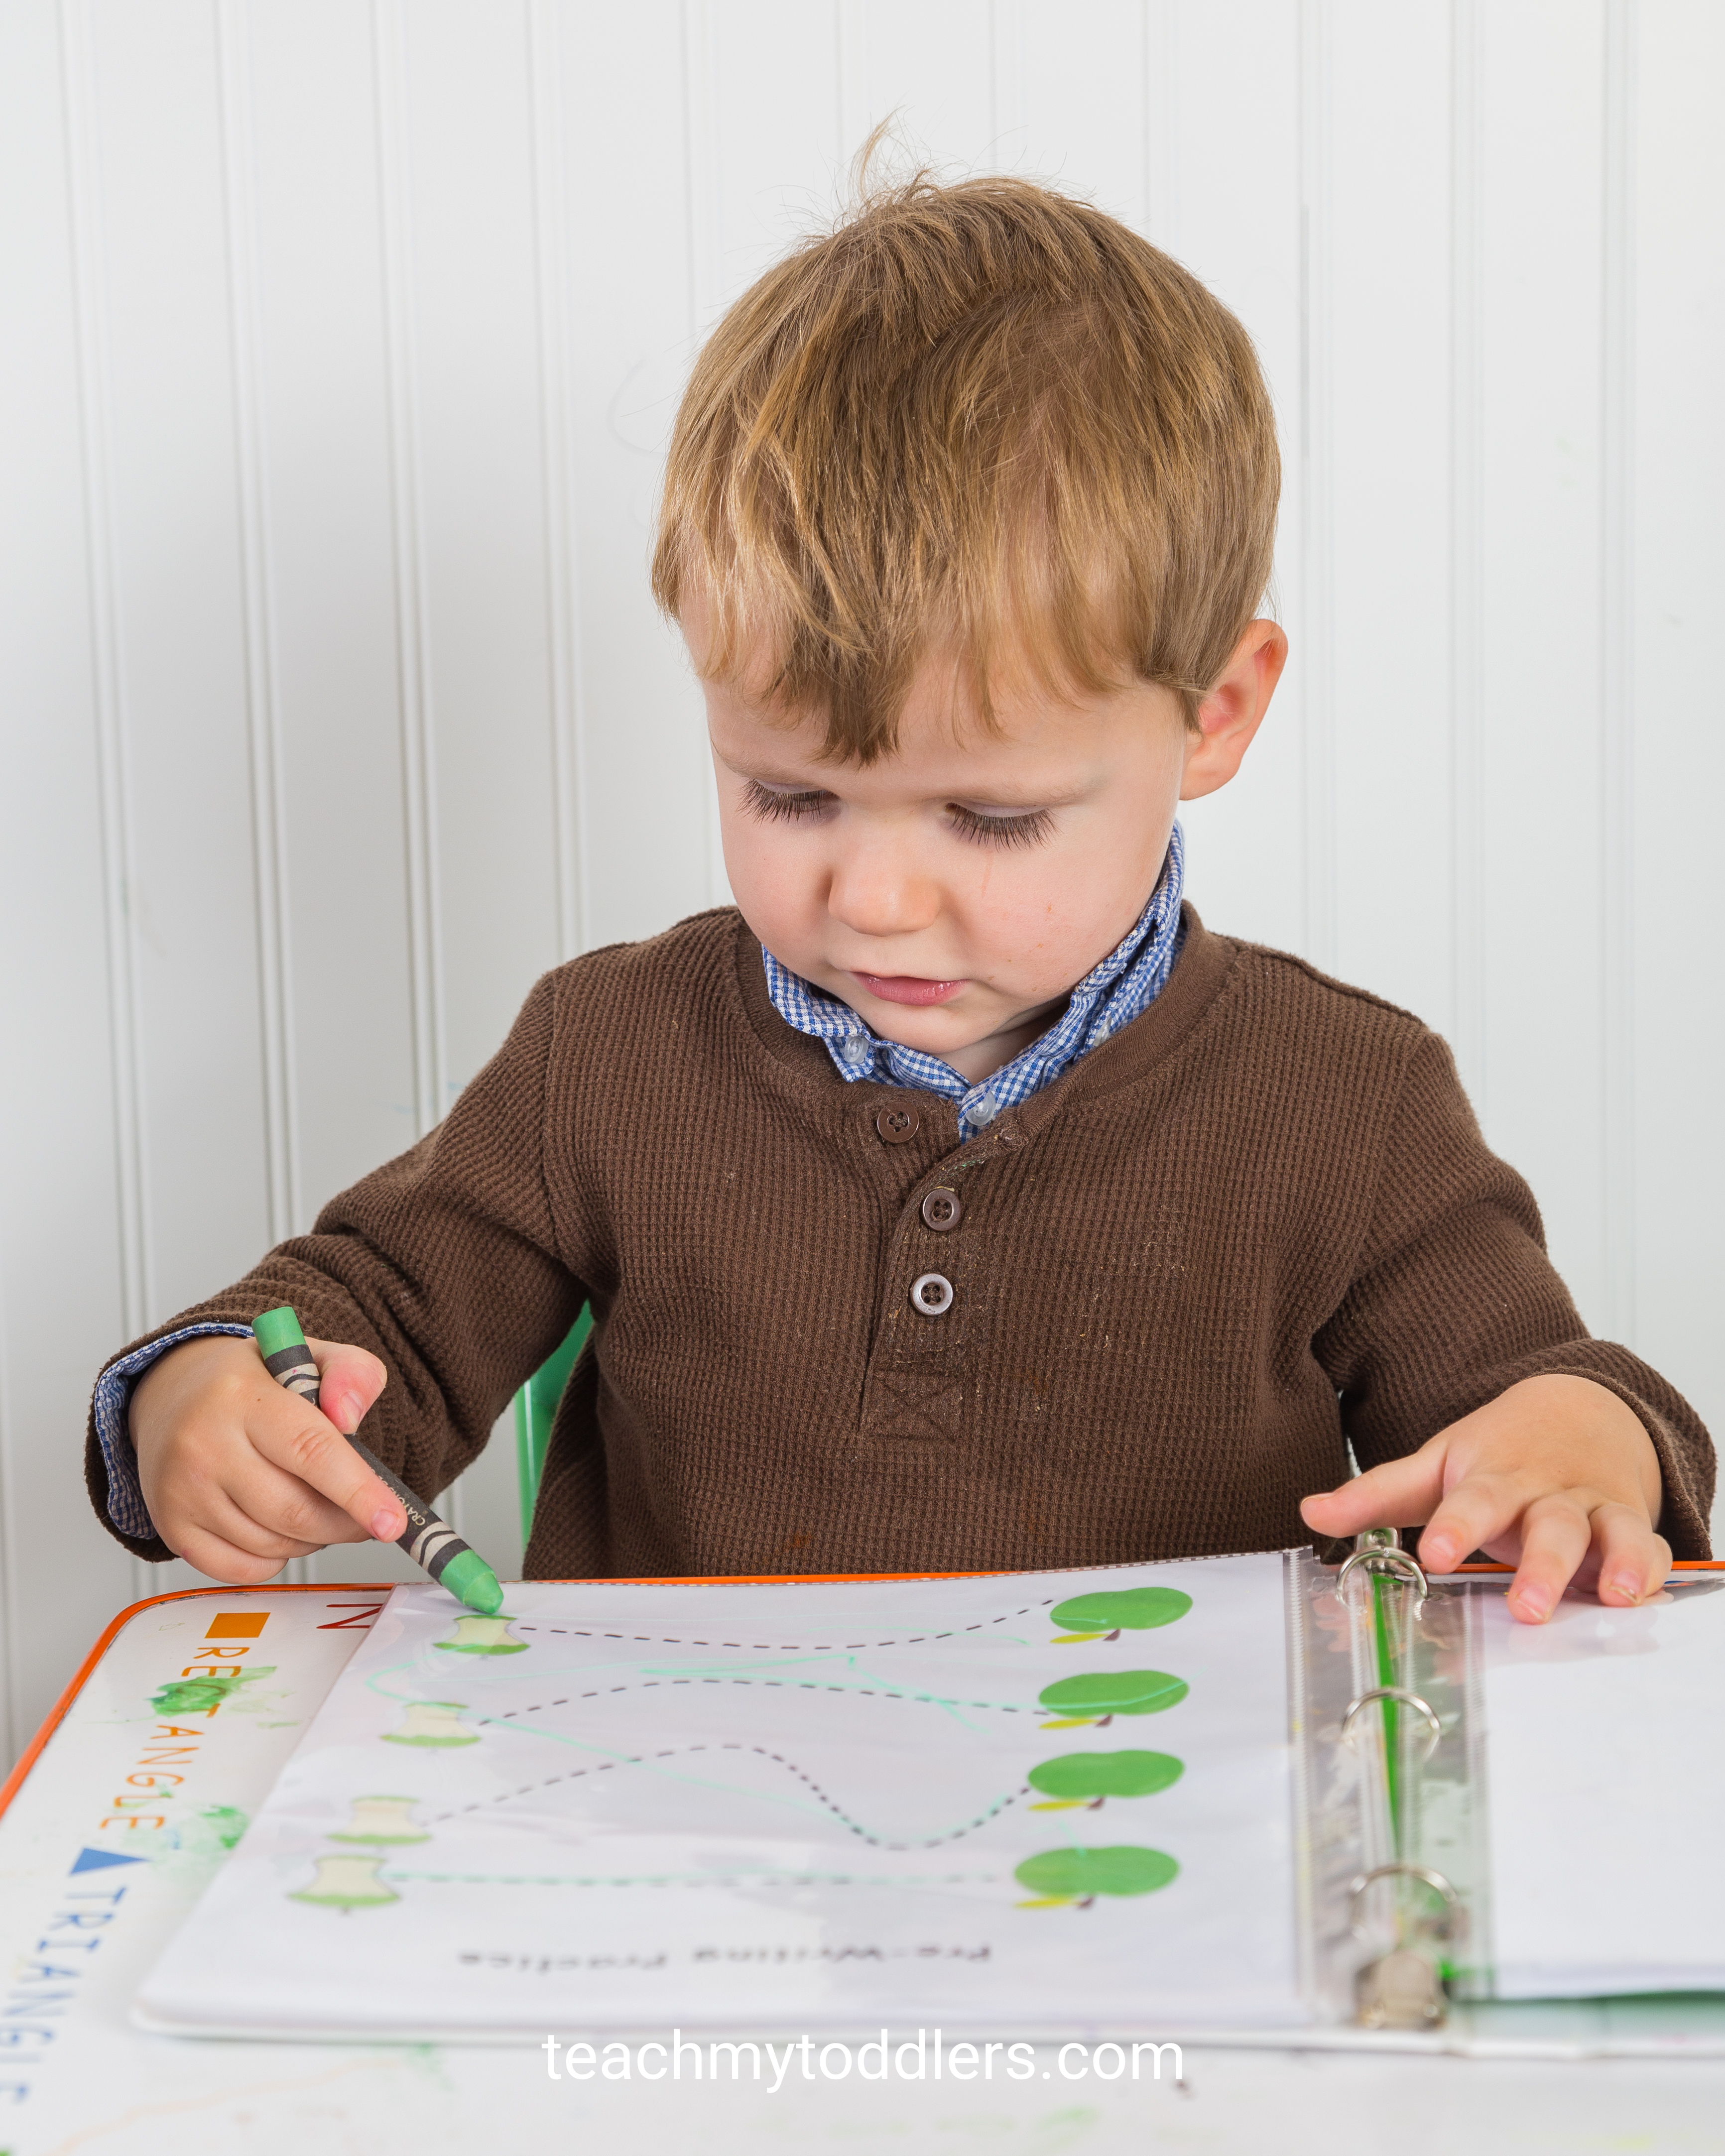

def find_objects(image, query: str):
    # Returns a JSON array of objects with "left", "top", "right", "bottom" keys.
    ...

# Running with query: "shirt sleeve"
[
  {"left": 85, "top": 969, "right": 592, "bottom": 1563},
  {"left": 91, "top": 1322, "right": 258, "bottom": 1540},
  {"left": 1314, "top": 1031, "right": 1715, "bottom": 1558}
]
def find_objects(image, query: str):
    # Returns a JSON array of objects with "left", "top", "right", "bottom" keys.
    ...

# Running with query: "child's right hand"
[{"left": 128, "top": 1333, "right": 405, "bottom": 1581}]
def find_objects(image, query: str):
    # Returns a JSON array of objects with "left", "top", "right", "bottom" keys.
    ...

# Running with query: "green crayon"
[{"left": 251, "top": 1305, "right": 504, "bottom": 1617}]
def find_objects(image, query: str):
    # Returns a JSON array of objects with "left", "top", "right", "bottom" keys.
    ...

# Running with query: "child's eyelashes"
[
  {"left": 946, "top": 804, "right": 1055, "bottom": 849},
  {"left": 739, "top": 779, "right": 1054, "bottom": 849},
  {"left": 742, "top": 779, "right": 834, "bottom": 824}
]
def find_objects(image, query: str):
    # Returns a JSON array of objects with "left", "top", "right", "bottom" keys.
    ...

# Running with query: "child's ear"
[{"left": 1179, "top": 620, "right": 1288, "bottom": 800}]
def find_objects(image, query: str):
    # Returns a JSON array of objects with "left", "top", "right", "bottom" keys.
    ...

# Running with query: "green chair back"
[{"left": 512, "top": 1307, "right": 592, "bottom": 1539}]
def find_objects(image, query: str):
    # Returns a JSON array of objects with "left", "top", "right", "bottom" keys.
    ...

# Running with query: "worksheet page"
[
  {"left": 137, "top": 1554, "right": 1303, "bottom": 2039},
  {"left": 1479, "top": 1577, "right": 1725, "bottom": 1998}
]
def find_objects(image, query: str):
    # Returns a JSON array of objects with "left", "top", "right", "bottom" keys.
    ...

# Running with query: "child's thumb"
[{"left": 306, "top": 1337, "right": 389, "bottom": 1438}]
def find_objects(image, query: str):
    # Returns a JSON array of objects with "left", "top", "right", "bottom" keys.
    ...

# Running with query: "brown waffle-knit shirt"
[{"left": 87, "top": 905, "right": 1715, "bottom": 1572}]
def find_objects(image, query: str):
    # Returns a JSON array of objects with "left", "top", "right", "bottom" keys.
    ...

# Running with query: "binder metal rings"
[
  {"left": 1340, "top": 1685, "right": 1443, "bottom": 1762},
  {"left": 1347, "top": 1861, "right": 1460, "bottom": 1940},
  {"left": 1335, "top": 1546, "right": 1429, "bottom": 1600}
]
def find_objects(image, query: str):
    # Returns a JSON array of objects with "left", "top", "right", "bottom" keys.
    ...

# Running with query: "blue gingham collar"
[{"left": 762, "top": 822, "right": 1186, "bottom": 1140}]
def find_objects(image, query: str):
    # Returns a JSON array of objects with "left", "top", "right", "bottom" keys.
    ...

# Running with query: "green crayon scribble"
[
  {"left": 435, "top": 1615, "right": 526, "bottom": 1657},
  {"left": 198, "top": 1804, "right": 247, "bottom": 1851},
  {"left": 384, "top": 1700, "right": 479, "bottom": 1747},
  {"left": 291, "top": 1851, "right": 400, "bottom": 1911},
  {"left": 164, "top": 1805, "right": 250, "bottom": 1865},
  {"left": 150, "top": 1667, "right": 277, "bottom": 1716}
]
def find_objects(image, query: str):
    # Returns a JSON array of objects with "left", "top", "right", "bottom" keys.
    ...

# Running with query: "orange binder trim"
[{"left": 1454, "top": 1559, "right": 1725, "bottom": 1572}]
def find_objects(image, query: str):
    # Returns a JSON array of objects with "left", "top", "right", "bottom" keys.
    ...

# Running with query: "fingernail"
[
  {"left": 1515, "top": 1587, "right": 1551, "bottom": 1622},
  {"left": 371, "top": 1508, "right": 404, "bottom": 1541},
  {"left": 1607, "top": 1575, "right": 1641, "bottom": 1605}
]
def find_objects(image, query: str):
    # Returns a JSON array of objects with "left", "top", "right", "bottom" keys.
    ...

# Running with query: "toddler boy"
[{"left": 95, "top": 175, "right": 1711, "bottom": 1622}]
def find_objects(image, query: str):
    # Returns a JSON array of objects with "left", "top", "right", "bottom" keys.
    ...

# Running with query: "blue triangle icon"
[{"left": 69, "top": 1846, "right": 146, "bottom": 1875}]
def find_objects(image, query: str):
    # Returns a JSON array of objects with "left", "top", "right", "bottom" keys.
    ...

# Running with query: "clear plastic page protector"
[
  {"left": 136, "top": 1555, "right": 1307, "bottom": 2041},
  {"left": 1469, "top": 1573, "right": 1725, "bottom": 2000}
]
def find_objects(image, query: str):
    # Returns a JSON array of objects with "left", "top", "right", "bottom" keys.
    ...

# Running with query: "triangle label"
[{"left": 69, "top": 1845, "right": 147, "bottom": 1875}]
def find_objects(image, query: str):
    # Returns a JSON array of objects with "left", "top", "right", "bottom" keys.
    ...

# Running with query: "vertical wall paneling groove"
[
  {"left": 1296, "top": 0, "right": 1335, "bottom": 973},
  {"left": 1448, "top": 0, "right": 1486, "bottom": 1109},
  {"left": 836, "top": 0, "right": 871, "bottom": 169},
  {"left": 214, "top": 0, "right": 308, "bottom": 1592},
  {"left": 1140, "top": 0, "right": 1178, "bottom": 248},
  {"left": 60, "top": 0, "right": 155, "bottom": 1611},
  {"left": 215, "top": 0, "right": 299, "bottom": 1248},
  {"left": 373, "top": 0, "right": 454, "bottom": 1536},
  {"left": 1599, "top": 0, "right": 1636, "bottom": 1345},
  {"left": 526, "top": 0, "right": 586, "bottom": 963},
  {"left": 0, "top": 1090, "right": 9, "bottom": 1749},
  {"left": 60, "top": 0, "right": 163, "bottom": 1612},
  {"left": 371, "top": 0, "right": 448, "bottom": 1143},
  {"left": 989, "top": 0, "right": 1025, "bottom": 165},
  {"left": 61, "top": 1, "right": 149, "bottom": 1348},
  {"left": 1624, "top": 0, "right": 1724, "bottom": 1489},
  {"left": 680, "top": 0, "right": 728, "bottom": 909},
  {"left": 0, "top": 1226, "right": 9, "bottom": 1757}
]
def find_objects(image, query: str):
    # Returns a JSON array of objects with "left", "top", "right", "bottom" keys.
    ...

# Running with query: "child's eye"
[
  {"left": 947, "top": 804, "right": 1056, "bottom": 849},
  {"left": 742, "top": 779, "right": 835, "bottom": 824}
]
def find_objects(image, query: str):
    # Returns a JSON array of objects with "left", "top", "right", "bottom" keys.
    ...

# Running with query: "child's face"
[{"left": 698, "top": 624, "right": 1284, "bottom": 1083}]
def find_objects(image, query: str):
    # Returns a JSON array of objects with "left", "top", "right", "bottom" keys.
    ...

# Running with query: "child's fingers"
[
  {"left": 129, "top": 1331, "right": 403, "bottom": 1557},
  {"left": 1299, "top": 1444, "right": 1444, "bottom": 1540},
  {"left": 1498, "top": 1493, "right": 1595, "bottom": 1622},
  {"left": 1413, "top": 1471, "right": 1534, "bottom": 1575},
  {"left": 304, "top": 1336, "right": 389, "bottom": 1443},
  {"left": 1590, "top": 1503, "right": 1672, "bottom": 1608},
  {"left": 169, "top": 1524, "right": 309, "bottom": 1586},
  {"left": 246, "top": 1407, "right": 405, "bottom": 1544},
  {"left": 209, "top": 1447, "right": 378, "bottom": 1552},
  {"left": 1442, "top": 1488, "right": 1669, "bottom": 1622},
  {"left": 162, "top": 1483, "right": 331, "bottom": 1582}
]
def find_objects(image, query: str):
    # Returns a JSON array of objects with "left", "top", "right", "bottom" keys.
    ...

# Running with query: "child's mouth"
[{"left": 852, "top": 972, "right": 967, "bottom": 1007}]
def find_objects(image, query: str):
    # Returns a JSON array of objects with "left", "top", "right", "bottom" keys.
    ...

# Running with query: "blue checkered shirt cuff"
[{"left": 93, "top": 1322, "right": 256, "bottom": 1541}]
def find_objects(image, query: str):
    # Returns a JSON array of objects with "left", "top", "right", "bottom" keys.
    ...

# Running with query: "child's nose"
[{"left": 826, "top": 838, "right": 942, "bottom": 939}]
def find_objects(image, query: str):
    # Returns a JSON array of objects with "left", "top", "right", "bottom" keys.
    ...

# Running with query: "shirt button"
[
  {"left": 875, "top": 1105, "right": 921, "bottom": 1145},
  {"left": 920, "top": 1186, "right": 963, "bottom": 1233},
  {"left": 839, "top": 1036, "right": 869, "bottom": 1063},
  {"left": 910, "top": 1272, "right": 954, "bottom": 1318}
]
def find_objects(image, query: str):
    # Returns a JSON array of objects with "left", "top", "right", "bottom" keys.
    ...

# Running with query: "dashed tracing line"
[
  {"left": 426, "top": 1740, "right": 1033, "bottom": 1848},
  {"left": 386, "top": 1869, "right": 991, "bottom": 1889},
  {"left": 508, "top": 1601, "right": 1056, "bottom": 1653},
  {"left": 486, "top": 1677, "right": 1031, "bottom": 1721}
]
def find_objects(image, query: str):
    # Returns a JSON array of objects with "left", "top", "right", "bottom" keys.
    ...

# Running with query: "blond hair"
[{"left": 653, "top": 168, "right": 1279, "bottom": 761}]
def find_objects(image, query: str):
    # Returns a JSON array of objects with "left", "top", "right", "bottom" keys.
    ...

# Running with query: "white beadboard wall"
[{"left": 0, "top": 0, "right": 1720, "bottom": 1768}]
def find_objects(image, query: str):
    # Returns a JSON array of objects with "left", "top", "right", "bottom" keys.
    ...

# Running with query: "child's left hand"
[{"left": 1300, "top": 1373, "right": 1668, "bottom": 1624}]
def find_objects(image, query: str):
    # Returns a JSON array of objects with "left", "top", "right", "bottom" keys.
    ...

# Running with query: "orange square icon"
[{"left": 205, "top": 1613, "right": 268, "bottom": 1639}]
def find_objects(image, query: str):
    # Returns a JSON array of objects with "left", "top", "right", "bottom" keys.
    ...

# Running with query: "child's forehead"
[{"left": 703, "top": 658, "right": 1172, "bottom": 796}]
